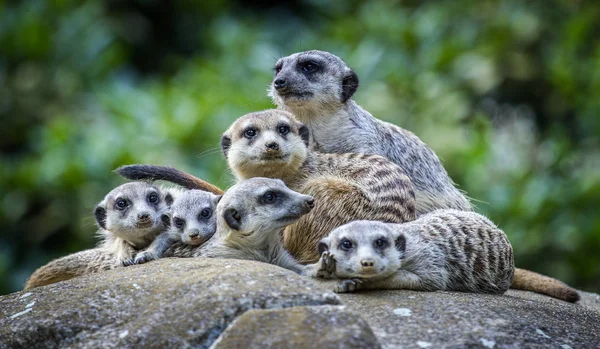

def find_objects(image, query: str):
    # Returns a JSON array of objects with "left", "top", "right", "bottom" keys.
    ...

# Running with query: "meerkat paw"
[
  {"left": 334, "top": 278, "right": 363, "bottom": 293},
  {"left": 317, "top": 251, "right": 337, "bottom": 278},
  {"left": 121, "top": 258, "right": 136, "bottom": 267},
  {"left": 133, "top": 251, "right": 159, "bottom": 265}
]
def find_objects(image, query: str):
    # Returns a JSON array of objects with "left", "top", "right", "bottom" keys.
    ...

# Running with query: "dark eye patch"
[
  {"left": 277, "top": 123, "right": 290, "bottom": 136},
  {"left": 147, "top": 193, "right": 159, "bottom": 204},
  {"left": 173, "top": 217, "right": 185, "bottom": 229},
  {"left": 243, "top": 128, "right": 257, "bottom": 139},
  {"left": 373, "top": 237, "right": 389, "bottom": 250},
  {"left": 297, "top": 60, "right": 321, "bottom": 74},
  {"left": 199, "top": 207, "right": 212, "bottom": 220},
  {"left": 339, "top": 238, "right": 353, "bottom": 251},
  {"left": 274, "top": 62, "right": 283, "bottom": 74},
  {"left": 115, "top": 198, "right": 129, "bottom": 210}
]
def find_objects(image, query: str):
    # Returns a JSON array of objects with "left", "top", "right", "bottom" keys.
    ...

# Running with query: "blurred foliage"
[{"left": 1, "top": 0, "right": 599, "bottom": 295}]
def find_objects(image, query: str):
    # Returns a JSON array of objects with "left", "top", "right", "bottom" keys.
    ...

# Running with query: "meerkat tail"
[
  {"left": 114, "top": 164, "right": 224, "bottom": 195},
  {"left": 24, "top": 248, "right": 118, "bottom": 290},
  {"left": 510, "top": 268, "right": 580, "bottom": 303}
]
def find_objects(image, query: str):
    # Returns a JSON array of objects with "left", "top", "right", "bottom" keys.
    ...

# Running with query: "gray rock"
[
  {"left": 210, "top": 305, "right": 381, "bottom": 349},
  {"left": 335, "top": 289, "right": 600, "bottom": 349},
  {"left": 2, "top": 258, "right": 599, "bottom": 349},
  {"left": 0, "top": 258, "right": 340, "bottom": 349}
]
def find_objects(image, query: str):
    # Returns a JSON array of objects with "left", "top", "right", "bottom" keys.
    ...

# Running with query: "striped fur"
[
  {"left": 319, "top": 210, "right": 514, "bottom": 294},
  {"left": 222, "top": 109, "right": 417, "bottom": 264}
]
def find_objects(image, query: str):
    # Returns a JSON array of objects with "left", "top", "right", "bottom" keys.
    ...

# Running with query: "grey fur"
[
  {"left": 269, "top": 50, "right": 472, "bottom": 214},
  {"left": 164, "top": 177, "right": 323, "bottom": 275},
  {"left": 132, "top": 189, "right": 221, "bottom": 265},
  {"left": 317, "top": 209, "right": 514, "bottom": 294},
  {"left": 94, "top": 182, "right": 174, "bottom": 265}
]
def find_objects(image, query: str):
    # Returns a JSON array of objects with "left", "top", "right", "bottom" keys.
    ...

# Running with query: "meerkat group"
[{"left": 24, "top": 50, "right": 580, "bottom": 303}]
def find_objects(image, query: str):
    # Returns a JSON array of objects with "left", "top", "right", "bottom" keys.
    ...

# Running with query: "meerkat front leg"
[
  {"left": 302, "top": 251, "right": 336, "bottom": 278},
  {"left": 333, "top": 270, "right": 426, "bottom": 293},
  {"left": 130, "top": 232, "right": 177, "bottom": 265}
]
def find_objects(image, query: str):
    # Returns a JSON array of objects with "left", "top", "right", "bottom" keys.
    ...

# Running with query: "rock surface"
[
  {"left": 210, "top": 305, "right": 380, "bottom": 349},
  {"left": 0, "top": 258, "right": 340, "bottom": 349},
  {"left": 1, "top": 258, "right": 599, "bottom": 349}
]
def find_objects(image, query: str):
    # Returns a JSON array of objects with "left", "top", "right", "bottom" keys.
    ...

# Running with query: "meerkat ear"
[
  {"left": 298, "top": 124, "right": 310, "bottom": 147},
  {"left": 394, "top": 234, "right": 406, "bottom": 255},
  {"left": 318, "top": 238, "right": 330, "bottom": 255},
  {"left": 341, "top": 70, "right": 359, "bottom": 103},
  {"left": 223, "top": 207, "right": 242, "bottom": 230},
  {"left": 94, "top": 204, "right": 107, "bottom": 230},
  {"left": 164, "top": 193, "right": 174, "bottom": 206},
  {"left": 221, "top": 135, "right": 232, "bottom": 159},
  {"left": 161, "top": 214, "right": 171, "bottom": 227}
]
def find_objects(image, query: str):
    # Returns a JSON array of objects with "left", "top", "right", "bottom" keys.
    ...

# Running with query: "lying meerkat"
[
  {"left": 117, "top": 109, "right": 417, "bottom": 264},
  {"left": 268, "top": 51, "right": 580, "bottom": 303},
  {"left": 129, "top": 189, "right": 222, "bottom": 265},
  {"left": 25, "top": 181, "right": 175, "bottom": 289},
  {"left": 268, "top": 49, "right": 471, "bottom": 214},
  {"left": 316, "top": 210, "right": 514, "bottom": 294}
]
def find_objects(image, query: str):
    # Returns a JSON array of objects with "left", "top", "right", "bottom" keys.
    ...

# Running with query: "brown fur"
[
  {"left": 24, "top": 248, "right": 118, "bottom": 290},
  {"left": 511, "top": 268, "right": 580, "bottom": 302}
]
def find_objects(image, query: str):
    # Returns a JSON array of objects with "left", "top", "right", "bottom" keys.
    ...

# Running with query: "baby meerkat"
[
  {"left": 130, "top": 189, "right": 221, "bottom": 265},
  {"left": 117, "top": 109, "right": 417, "bottom": 264},
  {"left": 317, "top": 210, "right": 514, "bottom": 294},
  {"left": 94, "top": 181, "right": 174, "bottom": 265}
]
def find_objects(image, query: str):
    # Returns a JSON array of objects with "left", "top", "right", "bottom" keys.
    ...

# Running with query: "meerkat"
[
  {"left": 116, "top": 109, "right": 417, "bottom": 264},
  {"left": 24, "top": 182, "right": 176, "bottom": 289},
  {"left": 94, "top": 181, "right": 175, "bottom": 265},
  {"left": 268, "top": 50, "right": 580, "bottom": 303},
  {"left": 269, "top": 49, "right": 471, "bottom": 214},
  {"left": 25, "top": 177, "right": 324, "bottom": 289},
  {"left": 127, "top": 189, "right": 222, "bottom": 265},
  {"left": 315, "top": 210, "right": 514, "bottom": 294}
]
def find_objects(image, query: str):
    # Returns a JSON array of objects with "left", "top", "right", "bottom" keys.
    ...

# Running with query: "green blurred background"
[{"left": 1, "top": 0, "right": 599, "bottom": 295}]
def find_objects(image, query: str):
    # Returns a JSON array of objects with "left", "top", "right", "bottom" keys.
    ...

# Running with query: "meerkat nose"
[
  {"left": 138, "top": 213, "right": 150, "bottom": 221},
  {"left": 306, "top": 198, "right": 315, "bottom": 208},
  {"left": 274, "top": 78, "right": 287, "bottom": 89},
  {"left": 188, "top": 229, "right": 200, "bottom": 238},
  {"left": 360, "top": 259, "right": 375, "bottom": 267},
  {"left": 265, "top": 142, "right": 279, "bottom": 151}
]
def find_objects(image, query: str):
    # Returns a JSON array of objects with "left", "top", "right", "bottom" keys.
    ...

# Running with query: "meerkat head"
[
  {"left": 221, "top": 110, "right": 310, "bottom": 181},
  {"left": 319, "top": 221, "right": 406, "bottom": 280},
  {"left": 164, "top": 189, "right": 221, "bottom": 246},
  {"left": 94, "top": 182, "right": 173, "bottom": 247},
  {"left": 268, "top": 50, "right": 359, "bottom": 113},
  {"left": 216, "top": 177, "right": 314, "bottom": 246}
]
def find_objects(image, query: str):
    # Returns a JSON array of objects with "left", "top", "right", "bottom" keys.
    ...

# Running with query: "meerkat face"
[
  {"left": 319, "top": 221, "right": 405, "bottom": 280},
  {"left": 268, "top": 50, "right": 359, "bottom": 111},
  {"left": 165, "top": 190, "right": 222, "bottom": 246},
  {"left": 216, "top": 177, "right": 314, "bottom": 243},
  {"left": 94, "top": 182, "right": 173, "bottom": 246},
  {"left": 221, "top": 110, "right": 310, "bottom": 180}
]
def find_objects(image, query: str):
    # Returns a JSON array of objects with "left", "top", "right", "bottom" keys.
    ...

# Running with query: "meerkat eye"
[
  {"left": 199, "top": 208, "right": 212, "bottom": 219},
  {"left": 374, "top": 238, "right": 388, "bottom": 249},
  {"left": 278, "top": 125, "right": 290, "bottom": 135},
  {"left": 147, "top": 193, "right": 159, "bottom": 204},
  {"left": 173, "top": 217, "right": 185, "bottom": 229},
  {"left": 243, "top": 128, "right": 257, "bottom": 139},
  {"left": 263, "top": 191, "right": 276, "bottom": 203},
  {"left": 274, "top": 63, "right": 282, "bottom": 74},
  {"left": 115, "top": 199, "right": 128, "bottom": 210},
  {"left": 300, "top": 61, "right": 319, "bottom": 73},
  {"left": 340, "top": 239, "right": 353, "bottom": 251}
]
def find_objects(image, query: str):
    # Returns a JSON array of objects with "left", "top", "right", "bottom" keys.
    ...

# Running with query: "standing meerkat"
[
  {"left": 315, "top": 210, "right": 514, "bottom": 294},
  {"left": 268, "top": 50, "right": 580, "bottom": 302},
  {"left": 268, "top": 49, "right": 471, "bottom": 214},
  {"left": 117, "top": 109, "right": 417, "bottom": 264}
]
